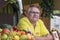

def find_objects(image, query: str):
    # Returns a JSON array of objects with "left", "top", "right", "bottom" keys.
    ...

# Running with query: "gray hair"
[{"left": 27, "top": 4, "right": 40, "bottom": 13}]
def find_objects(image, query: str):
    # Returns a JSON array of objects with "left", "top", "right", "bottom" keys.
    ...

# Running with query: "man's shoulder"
[
  {"left": 20, "top": 17, "right": 27, "bottom": 20},
  {"left": 38, "top": 19, "right": 43, "bottom": 23},
  {"left": 19, "top": 17, "right": 29, "bottom": 22}
]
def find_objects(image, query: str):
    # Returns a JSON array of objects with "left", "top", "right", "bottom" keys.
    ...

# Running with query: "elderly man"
[{"left": 17, "top": 5, "right": 53, "bottom": 40}]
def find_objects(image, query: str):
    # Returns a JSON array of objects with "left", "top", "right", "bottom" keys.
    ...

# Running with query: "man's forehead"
[{"left": 31, "top": 7, "right": 40, "bottom": 12}]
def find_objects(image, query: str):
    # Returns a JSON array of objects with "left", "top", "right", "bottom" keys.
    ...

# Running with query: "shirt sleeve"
[
  {"left": 39, "top": 20, "right": 49, "bottom": 36},
  {"left": 17, "top": 19, "right": 28, "bottom": 31}
]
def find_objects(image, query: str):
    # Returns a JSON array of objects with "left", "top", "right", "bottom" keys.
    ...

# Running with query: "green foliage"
[
  {"left": 40, "top": 0, "right": 54, "bottom": 18},
  {"left": 6, "top": 0, "right": 17, "bottom": 4},
  {"left": 0, "top": 24, "right": 12, "bottom": 30}
]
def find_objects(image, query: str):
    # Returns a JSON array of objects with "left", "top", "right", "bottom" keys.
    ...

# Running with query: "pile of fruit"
[{"left": 0, "top": 24, "right": 34, "bottom": 40}]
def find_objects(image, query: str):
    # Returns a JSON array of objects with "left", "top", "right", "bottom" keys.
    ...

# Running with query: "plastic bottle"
[{"left": 51, "top": 28, "right": 59, "bottom": 40}]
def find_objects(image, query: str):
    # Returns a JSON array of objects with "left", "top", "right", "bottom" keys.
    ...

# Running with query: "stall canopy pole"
[{"left": 17, "top": 0, "right": 23, "bottom": 19}]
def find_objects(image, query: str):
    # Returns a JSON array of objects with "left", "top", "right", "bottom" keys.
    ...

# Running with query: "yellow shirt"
[{"left": 17, "top": 17, "right": 49, "bottom": 36}]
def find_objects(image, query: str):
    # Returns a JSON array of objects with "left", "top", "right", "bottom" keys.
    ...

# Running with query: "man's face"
[{"left": 28, "top": 7, "right": 40, "bottom": 22}]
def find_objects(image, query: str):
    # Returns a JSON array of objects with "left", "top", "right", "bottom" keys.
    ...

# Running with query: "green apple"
[
  {"left": 20, "top": 35, "right": 27, "bottom": 40},
  {"left": 1, "top": 34, "right": 8, "bottom": 40}
]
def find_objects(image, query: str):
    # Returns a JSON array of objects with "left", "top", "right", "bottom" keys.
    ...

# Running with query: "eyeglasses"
[{"left": 29, "top": 11, "right": 40, "bottom": 14}]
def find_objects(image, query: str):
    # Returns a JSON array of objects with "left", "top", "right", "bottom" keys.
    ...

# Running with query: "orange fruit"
[{"left": 18, "top": 30, "right": 26, "bottom": 35}]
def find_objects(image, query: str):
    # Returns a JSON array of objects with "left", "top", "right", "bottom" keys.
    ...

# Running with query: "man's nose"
[{"left": 34, "top": 13, "right": 38, "bottom": 16}]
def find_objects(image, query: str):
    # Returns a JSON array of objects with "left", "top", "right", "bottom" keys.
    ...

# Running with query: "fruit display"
[{"left": 0, "top": 25, "right": 34, "bottom": 40}]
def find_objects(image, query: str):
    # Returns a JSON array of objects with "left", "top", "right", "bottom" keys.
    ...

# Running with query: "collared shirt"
[{"left": 17, "top": 17, "right": 49, "bottom": 36}]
